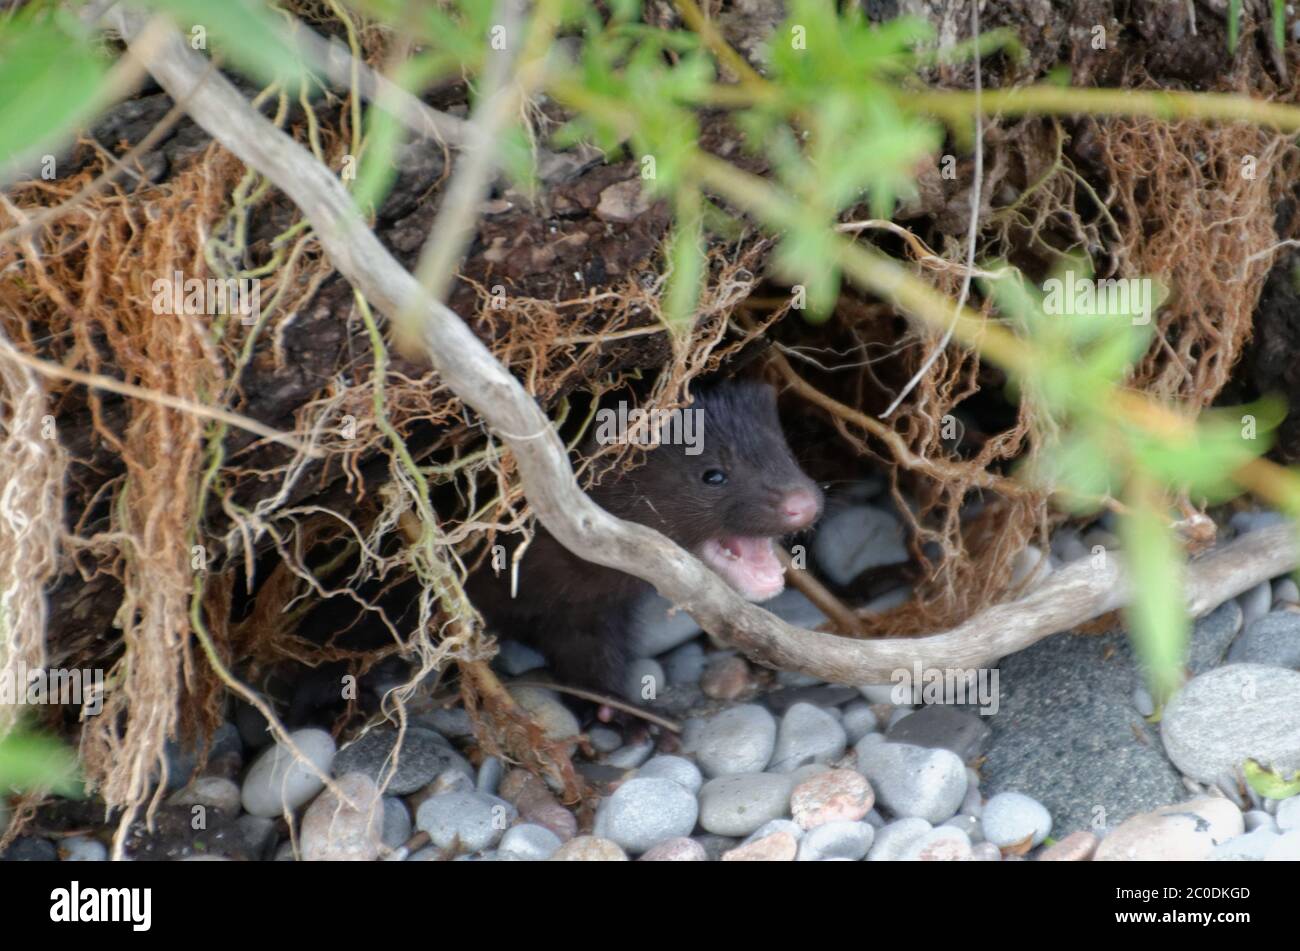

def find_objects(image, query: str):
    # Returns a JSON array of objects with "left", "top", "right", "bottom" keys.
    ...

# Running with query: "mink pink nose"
[{"left": 780, "top": 488, "right": 820, "bottom": 529}]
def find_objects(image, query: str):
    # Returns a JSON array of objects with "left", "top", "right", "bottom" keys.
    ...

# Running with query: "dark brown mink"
[{"left": 465, "top": 380, "right": 823, "bottom": 696}]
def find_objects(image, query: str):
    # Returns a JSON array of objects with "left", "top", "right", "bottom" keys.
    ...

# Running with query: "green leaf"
[
  {"left": 1243, "top": 758, "right": 1300, "bottom": 800},
  {"left": 1120, "top": 484, "right": 1189, "bottom": 706},
  {"left": 0, "top": 729, "right": 82, "bottom": 797},
  {"left": 136, "top": 0, "right": 310, "bottom": 86},
  {"left": 0, "top": 9, "right": 107, "bottom": 175},
  {"left": 662, "top": 188, "right": 705, "bottom": 333}
]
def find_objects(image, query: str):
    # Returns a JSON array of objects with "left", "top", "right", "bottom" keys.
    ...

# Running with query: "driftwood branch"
[{"left": 105, "top": 7, "right": 1299, "bottom": 683}]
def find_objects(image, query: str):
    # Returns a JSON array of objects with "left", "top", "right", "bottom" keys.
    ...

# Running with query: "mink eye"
[{"left": 702, "top": 468, "right": 727, "bottom": 486}]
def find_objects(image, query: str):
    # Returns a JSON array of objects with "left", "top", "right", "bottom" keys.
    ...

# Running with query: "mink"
[{"left": 466, "top": 380, "right": 823, "bottom": 695}]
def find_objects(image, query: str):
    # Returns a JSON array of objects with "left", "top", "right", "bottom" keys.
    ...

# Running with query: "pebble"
[
  {"left": 300, "top": 772, "right": 384, "bottom": 861},
  {"left": 942, "top": 813, "right": 983, "bottom": 843},
  {"left": 639, "top": 837, "right": 708, "bottom": 861},
  {"left": 333, "top": 727, "right": 469, "bottom": 795},
  {"left": 167, "top": 776, "right": 241, "bottom": 816},
  {"left": 982, "top": 791, "right": 1052, "bottom": 848},
  {"left": 4, "top": 837, "right": 56, "bottom": 861},
  {"left": 797, "top": 820, "right": 874, "bottom": 861},
  {"left": 1274, "top": 578, "right": 1300, "bottom": 607},
  {"left": 901, "top": 826, "right": 974, "bottom": 861},
  {"left": 971, "top": 841, "right": 1002, "bottom": 861},
  {"left": 237, "top": 814, "right": 277, "bottom": 859},
  {"left": 857, "top": 683, "right": 909, "bottom": 705},
  {"left": 1277, "top": 796, "right": 1300, "bottom": 831},
  {"left": 1038, "top": 830, "right": 1098, "bottom": 861},
  {"left": 1267, "top": 830, "right": 1300, "bottom": 859},
  {"left": 495, "top": 639, "right": 546, "bottom": 675},
  {"left": 763, "top": 588, "right": 830, "bottom": 629},
  {"left": 662, "top": 641, "right": 706, "bottom": 685},
  {"left": 241, "top": 728, "right": 337, "bottom": 817},
  {"left": 506, "top": 686, "right": 581, "bottom": 747},
  {"left": 475, "top": 756, "right": 503, "bottom": 795},
  {"left": 813, "top": 505, "right": 908, "bottom": 586},
  {"left": 1244, "top": 809, "right": 1277, "bottom": 832},
  {"left": 593, "top": 777, "right": 699, "bottom": 854},
  {"left": 701, "top": 655, "right": 753, "bottom": 700},
  {"left": 550, "top": 836, "right": 628, "bottom": 861},
  {"left": 742, "top": 818, "right": 804, "bottom": 844},
  {"left": 60, "top": 836, "right": 108, "bottom": 862},
  {"left": 1230, "top": 510, "right": 1289, "bottom": 535},
  {"left": 686, "top": 704, "right": 777, "bottom": 777},
  {"left": 381, "top": 797, "right": 412, "bottom": 849},
  {"left": 1160, "top": 665, "right": 1300, "bottom": 786},
  {"left": 885, "top": 705, "right": 992, "bottom": 762},
  {"left": 632, "top": 594, "right": 702, "bottom": 656},
  {"left": 722, "top": 831, "right": 798, "bottom": 861},
  {"left": 790, "top": 768, "right": 874, "bottom": 829},
  {"left": 499, "top": 823, "right": 563, "bottom": 861},
  {"left": 697, "top": 773, "right": 794, "bottom": 837},
  {"left": 866, "top": 818, "right": 932, "bottom": 861},
  {"left": 423, "top": 706, "right": 475, "bottom": 739},
  {"left": 770, "top": 703, "right": 847, "bottom": 772},
  {"left": 1208, "top": 827, "right": 1280, "bottom": 860},
  {"left": 1227, "top": 612, "right": 1300, "bottom": 669},
  {"left": 499, "top": 771, "right": 578, "bottom": 842},
  {"left": 637, "top": 755, "right": 704, "bottom": 794},
  {"left": 604, "top": 736, "right": 655, "bottom": 769},
  {"left": 1093, "top": 796, "right": 1243, "bottom": 860},
  {"left": 1238, "top": 581, "right": 1274, "bottom": 628},
  {"left": 1188, "top": 600, "right": 1244, "bottom": 674},
  {"left": 587, "top": 727, "right": 623, "bottom": 755},
  {"left": 840, "top": 702, "right": 878, "bottom": 744},
  {"left": 855, "top": 735, "right": 967, "bottom": 824},
  {"left": 624, "top": 658, "right": 666, "bottom": 704},
  {"left": 415, "top": 790, "right": 517, "bottom": 854}
]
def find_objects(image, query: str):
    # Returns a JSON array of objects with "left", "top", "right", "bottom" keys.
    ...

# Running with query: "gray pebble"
[
  {"left": 415, "top": 791, "right": 517, "bottom": 854},
  {"left": 423, "top": 707, "right": 475, "bottom": 739},
  {"left": 495, "top": 639, "right": 547, "bottom": 675},
  {"left": 588, "top": 727, "right": 623, "bottom": 755},
  {"left": 981, "top": 791, "right": 1052, "bottom": 848},
  {"left": 797, "top": 820, "right": 873, "bottom": 861},
  {"left": 687, "top": 704, "right": 776, "bottom": 777},
  {"left": 594, "top": 777, "right": 699, "bottom": 854},
  {"left": 476, "top": 756, "right": 504, "bottom": 795},
  {"left": 662, "top": 641, "right": 707, "bottom": 685},
  {"left": 499, "top": 823, "right": 563, "bottom": 860},
  {"left": 637, "top": 755, "right": 703, "bottom": 794},
  {"left": 241, "top": 728, "right": 336, "bottom": 817},
  {"left": 1274, "top": 578, "right": 1300, "bottom": 607},
  {"left": 1268, "top": 830, "right": 1300, "bottom": 859},
  {"left": 382, "top": 797, "right": 411, "bottom": 849},
  {"left": 866, "top": 817, "right": 932, "bottom": 861},
  {"left": 632, "top": 593, "right": 702, "bottom": 656},
  {"left": 334, "top": 727, "right": 468, "bottom": 795},
  {"left": 813, "top": 505, "right": 908, "bottom": 586},
  {"left": 1276, "top": 795, "right": 1300, "bottom": 831},
  {"left": 942, "top": 813, "right": 983, "bottom": 843},
  {"left": 840, "top": 702, "right": 878, "bottom": 744},
  {"left": 769, "top": 703, "right": 847, "bottom": 773},
  {"left": 855, "top": 735, "right": 967, "bottom": 824},
  {"left": 624, "top": 658, "right": 666, "bottom": 704},
  {"left": 167, "top": 776, "right": 241, "bottom": 815},
  {"left": 299, "top": 773, "right": 383, "bottom": 861},
  {"left": 1227, "top": 612, "right": 1300, "bottom": 670},
  {"left": 743, "top": 818, "right": 804, "bottom": 845},
  {"left": 1243, "top": 809, "right": 1277, "bottom": 832},
  {"left": 60, "top": 836, "right": 108, "bottom": 862},
  {"left": 1209, "top": 827, "right": 1281, "bottom": 861},
  {"left": 1230, "top": 510, "right": 1289, "bottom": 535},
  {"left": 698, "top": 773, "right": 794, "bottom": 837},
  {"left": 237, "top": 814, "right": 278, "bottom": 859},
  {"left": 604, "top": 736, "right": 655, "bottom": 769},
  {"left": 857, "top": 683, "right": 909, "bottom": 705},
  {"left": 1238, "top": 582, "right": 1274, "bottom": 628},
  {"left": 900, "top": 825, "right": 973, "bottom": 860},
  {"left": 1161, "top": 665, "right": 1300, "bottom": 786},
  {"left": 1133, "top": 685, "right": 1156, "bottom": 718},
  {"left": 885, "top": 705, "right": 992, "bottom": 762}
]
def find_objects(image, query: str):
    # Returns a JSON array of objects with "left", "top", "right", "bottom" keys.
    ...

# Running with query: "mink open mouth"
[{"left": 698, "top": 534, "right": 786, "bottom": 602}]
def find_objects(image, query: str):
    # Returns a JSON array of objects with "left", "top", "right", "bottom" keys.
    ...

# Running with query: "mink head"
[{"left": 594, "top": 380, "right": 823, "bottom": 602}]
